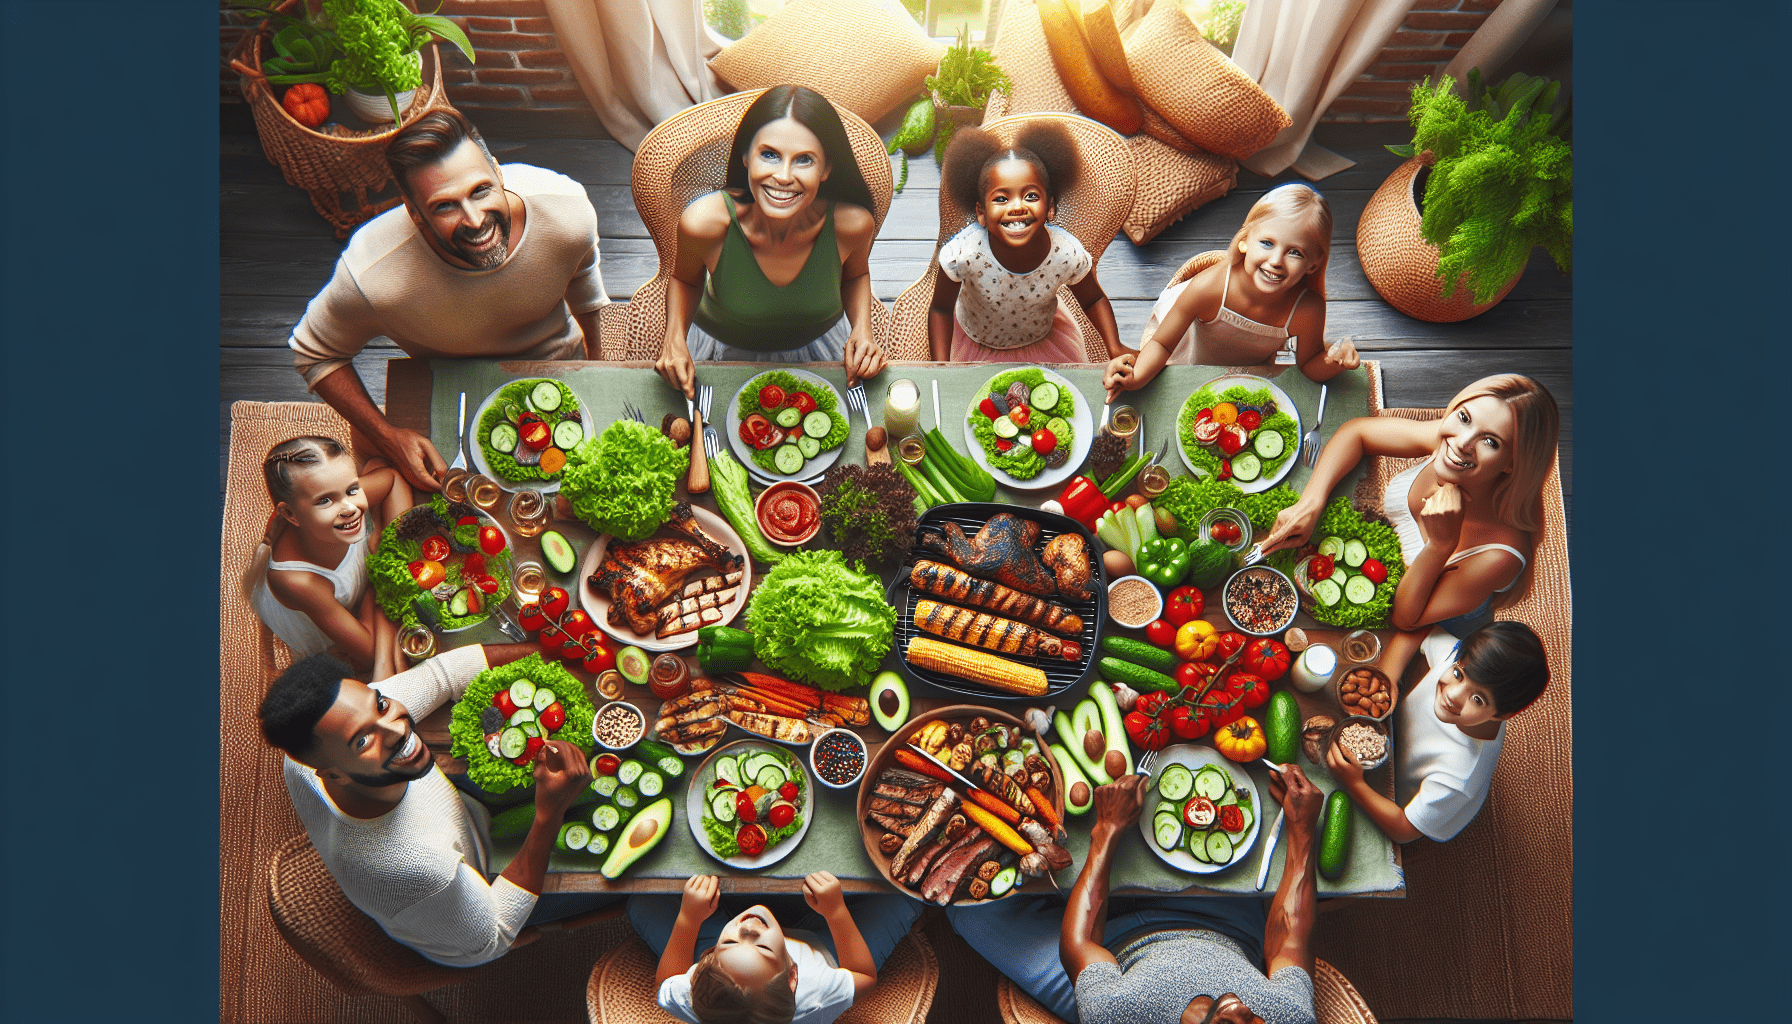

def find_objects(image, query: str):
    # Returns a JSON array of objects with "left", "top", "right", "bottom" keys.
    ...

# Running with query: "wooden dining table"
[{"left": 385, "top": 357, "right": 1405, "bottom": 899}]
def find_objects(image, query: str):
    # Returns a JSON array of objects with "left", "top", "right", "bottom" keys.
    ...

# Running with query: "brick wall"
[{"left": 1321, "top": 0, "right": 1497, "bottom": 122}]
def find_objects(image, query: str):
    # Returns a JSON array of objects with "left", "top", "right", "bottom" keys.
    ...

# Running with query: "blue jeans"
[
  {"left": 627, "top": 892, "right": 920, "bottom": 970},
  {"left": 945, "top": 896, "right": 1269, "bottom": 1024},
  {"left": 523, "top": 890, "right": 625, "bottom": 926}
]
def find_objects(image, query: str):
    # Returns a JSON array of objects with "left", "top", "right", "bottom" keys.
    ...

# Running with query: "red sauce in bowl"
[{"left": 756, "top": 482, "right": 821, "bottom": 545}]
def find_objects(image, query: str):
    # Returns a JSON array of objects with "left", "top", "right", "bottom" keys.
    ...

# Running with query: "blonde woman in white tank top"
[
  {"left": 1105, "top": 184, "right": 1359, "bottom": 397},
  {"left": 1259, "top": 375, "right": 1561, "bottom": 634}
]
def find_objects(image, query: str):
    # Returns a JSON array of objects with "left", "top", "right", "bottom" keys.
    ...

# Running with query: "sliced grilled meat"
[
  {"left": 922, "top": 835, "right": 999, "bottom": 904},
  {"left": 867, "top": 811, "right": 915, "bottom": 835},
  {"left": 889, "top": 790, "right": 957, "bottom": 879}
]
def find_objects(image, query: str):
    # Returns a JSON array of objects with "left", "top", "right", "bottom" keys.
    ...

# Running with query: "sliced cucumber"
[
  {"left": 773, "top": 445, "right": 805, "bottom": 474},
  {"left": 713, "top": 756, "right": 739, "bottom": 788},
  {"left": 449, "top": 589, "right": 471, "bottom": 616},
  {"left": 1186, "top": 827, "right": 1211, "bottom": 863},
  {"left": 1153, "top": 812, "right": 1183, "bottom": 851},
  {"left": 1156, "top": 763, "right": 1194, "bottom": 802},
  {"left": 1030, "top": 381, "right": 1060, "bottom": 413},
  {"left": 489, "top": 423, "right": 519, "bottom": 454},
  {"left": 1344, "top": 574, "right": 1378, "bottom": 605},
  {"left": 612, "top": 785, "right": 640, "bottom": 811},
  {"left": 508, "top": 679, "right": 537, "bottom": 708},
  {"left": 1317, "top": 536, "right": 1345, "bottom": 559},
  {"left": 507, "top": 708, "right": 537, "bottom": 728},
  {"left": 1217, "top": 783, "right": 1238, "bottom": 808},
  {"left": 530, "top": 381, "right": 563, "bottom": 412},
  {"left": 992, "top": 416, "right": 1020, "bottom": 440},
  {"left": 710, "top": 791, "right": 737, "bottom": 823},
  {"left": 532, "top": 687, "right": 558, "bottom": 713},
  {"left": 1205, "top": 830, "right": 1235, "bottom": 864},
  {"left": 584, "top": 832, "right": 610, "bottom": 857},
  {"left": 1342, "top": 538, "right": 1369, "bottom": 568},
  {"left": 989, "top": 865, "right": 1019, "bottom": 897},
  {"left": 1252, "top": 429, "right": 1285, "bottom": 460},
  {"left": 774, "top": 406, "right": 802, "bottom": 428},
  {"left": 802, "top": 411, "right": 832, "bottom": 438},
  {"left": 1155, "top": 800, "right": 1179, "bottom": 820},
  {"left": 552, "top": 420, "right": 583, "bottom": 450},
  {"left": 592, "top": 803, "right": 622, "bottom": 832},
  {"left": 616, "top": 760, "right": 645, "bottom": 787},
  {"left": 637, "top": 771, "right": 665, "bottom": 799},
  {"left": 1312, "top": 578, "right": 1343, "bottom": 607},
  {"left": 755, "top": 764, "right": 787, "bottom": 791},
  {"left": 557, "top": 822, "right": 591, "bottom": 851},
  {"left": 1045, "top": 417, "right": 1070, "bottom": 443},
  {"left": 1230, "top": 453, "right": 1261, "bottom": 482},
  {"left": 520, "top": 721, "right": 541, "bottom": 741},
  {"left": 499, "top": 727, "right": 527, "bottom": 758},
  {"left": 593, "top": 775, "right": 620, "bottom": 799},
  {"left": 1192, "top": 766, "right": 1229, "bottom": 801},
  {"left": 797, "top": 435, "right": 821, "bottom": 459}
]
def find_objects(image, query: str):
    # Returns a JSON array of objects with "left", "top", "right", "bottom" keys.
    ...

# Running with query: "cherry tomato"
[
  {"left": 457, "top": 516, "right": 480, "bottom": 526},
  {"left": 1308, "top": 554, "right": 1335, "bottom": 581},
  {"left": 539, "top": 702, "right": 566, "bottom": 732},
  {"left": 462, "top": 586, "right": 484, "bottom": 615},
  {"left": 478, "top": 525, "right": 507, "bottom": 556},
  {"left": 767, "top": 802, "right": 796, "bottom": 829},
  {"left": 1218, "top": 804, "right": 1245, "bottom": 833},
  {"left": 1217, "top": 631, "right": 1248, "bottom": 658},
  {"left": 463, "top": 553, "right": 487, "bottom": 577},
  {"left": 542, "top": 587, "right": 570, "bottom": 620},
  {"left": 1360, "top": 558, "right": 1388, "bottom": 585},
  {"left": 407, "top": 560, "right": 425, "bottom": 581},
  {"left": 736, "top": 823, "right": 767, "bottom": 855},
  {"left": 1238, "top": 410, "right": 1262, "bottom": 431},
  {"left": 518, "top": 602, "right": 547, "bottom": 632},
  {"left": 1196, "top": 407, "right": 1213, "bottom": 422},
  {"left": 1174, "top": 661, "right": 1207, "bottom": 690},
  {"left": 520, "top": 420, "right": 552, "bottom": 451},
  {"left": 1030, "top": 428, "right": 1057, "bottom": 455},
  {"left": 472, "top": 574, "right": 501, "bottom": 595},
  {"left": 1169, "top": 705, "right": 1209, "bottom": 740},
  {"left": 420, "top": 535, "right": 450, "bottom": 562},
  {"left": 561, "top": 609, "right": 598, "bottom": 639},
  {"left": 1144, "top": 619, "right": 1177, "bottom": 647},
  {"left": 414, "top": 560, "right": 446, "bottom": 589},
  {"left": 778, "top": 782, "right": 799, "bottom": 802},
  {"left": 539, "top": 623, "right": 566, "bottom": 655},
  {"left": 995, "top": 438, "right": 1014, "bottom": 452},
  {"left": 787, "top": 425, "right": 803, "bottom": 440},
  {"left": 594, "top": 753, "right": 621, "bottom": 776},
  {"left": 735, "top": 790, "right": 758, "bottom": 824},
  {"left": 757, "top": 384, "right": 786, "bottom": 409},
  {"left": 492, "top": 689, "right": 518, "bottom": 716},
  {"left": 1009, "top": 404, "right": 1031, "bottom": 428},
  {"left": 789, "top": 391, "right": 817, "bottom": 415},
  {"left": 559, "top": 634, "right": 589, "bottom": 661},
  {"left": 524, "top": 735, "right": 545, "bottom": 760},
  {"left": 1217, "top": 426, "right": 1246, "bottom": 456},
  {"left": 582, "top": 639, "right": 617, "bottom": 674},
  {"left": 1216, "top": 460, "right": 1233, "bottom": 481}
]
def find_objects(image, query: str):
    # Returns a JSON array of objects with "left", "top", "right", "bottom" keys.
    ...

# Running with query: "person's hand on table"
[
  {"left": 1324, "top": 741, "right": 1366, "bottom": 788},
  {"left": 1101, "top": 352, "right": 1136, "bottom": 401},
  {"left": 380, "top": 427, "right": 447, "bottom": 494},
  {"left": 1260, "top": 497, "right": 1324, "bottom": 554},
  {"left": 655, "top": 335, "right": 697, "bottom": 400},
  {"left": 803, "top": 871, "right": 847, "bottom": 917},
  {"left": 844, "top": 331, "right": 886, "bottom": 388},
  {"left": 1418, "top": 481, "right": 1468, "bottom": 550},
  {"left": 1319, "top": 338, "right": 1360, "bottom": 372},
  {"left": 1091, "top": 773, "right": 1149, "bottom": 836},
  {"left": 532, "top": 740, "right": 592, "bottom": 817},
  {"left": 679, "top": 874, "right": 720, "bottom": 922},
  {"left": 1269, "top": 763, "right": 1324, "bottom": 838}
]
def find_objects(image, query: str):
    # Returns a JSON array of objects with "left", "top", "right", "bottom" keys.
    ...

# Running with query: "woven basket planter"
[
  {"left": 1357, "top": 155, "right": 1521, "bottom": 323},
  {"left": 228, "top": 0, "right": 450, "bottom": 240}
]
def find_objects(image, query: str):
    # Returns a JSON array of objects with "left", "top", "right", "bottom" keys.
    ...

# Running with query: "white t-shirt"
[
  {"left": 938, "top": 222, "right": 1092, "bottom": 350},
  {"left": 658, "top": 932, "right": 856, "bottom": 1024},
  {"left": 1395, "top": 628, "right": 1506, "bottom": 842}
]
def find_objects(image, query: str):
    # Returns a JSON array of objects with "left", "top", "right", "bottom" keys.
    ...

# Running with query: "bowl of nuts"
[
  {"left": 592, "top": 700, "right": 646, "bottom": 751},
  {"left": 1333, "top": 666, "right": 1396, "bottom": 721},
  {"left": 1328, "top": 715, "right": 1390, "bottom": 771},
  {"left": 1221, "top": 565, "right": 1299, "bottom": 637}
]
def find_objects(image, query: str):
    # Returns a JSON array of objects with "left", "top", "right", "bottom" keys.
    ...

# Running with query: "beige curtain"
[
  {"left": 544, "top": 0, "right": 724, "bottom": 151},
  {"left": 1230, "top": 0, "right": 1417, "bottom": 180}
]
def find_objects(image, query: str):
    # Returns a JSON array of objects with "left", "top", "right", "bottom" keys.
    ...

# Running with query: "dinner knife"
[
  {"left": 906, "top": 743, "right": 985, "bottom": 796},
  {"left": 1255, "top": 807, "right": 1287, "bottom": 891}
]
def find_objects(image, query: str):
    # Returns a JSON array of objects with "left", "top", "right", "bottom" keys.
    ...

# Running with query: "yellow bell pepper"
[
  {"left": 1175, "top": 619, "right": 1219, "bottom": 661},
  {"left": 1214, "top": 716, "right": 1267, "bottom": 762}
]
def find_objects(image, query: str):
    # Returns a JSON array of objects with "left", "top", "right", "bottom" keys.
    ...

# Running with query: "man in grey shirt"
[{"left": 948, "top": 767, "right": 1326, "bottom": 1024}]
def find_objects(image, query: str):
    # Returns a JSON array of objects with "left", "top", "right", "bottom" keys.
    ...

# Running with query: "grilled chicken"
[
  {"left": 1041, "top": 532, "right": 1093, "bottom": 601},
  {"left": 912, "top": 600, "right": 1082, "bottom": 660},
  {"left": 908, "top": 560, "right": 1084, "bottom": 635},
  {"left": 591, "top": 529, "right": 743, "bottom": 635},
  {"left": 918, "top": 515, "right": 1056, "bottom": 597}
]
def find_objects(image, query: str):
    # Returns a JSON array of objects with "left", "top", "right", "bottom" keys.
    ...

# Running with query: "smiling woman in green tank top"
[{"left": 655, "top": 86, "right": 888, "bottom": 398}]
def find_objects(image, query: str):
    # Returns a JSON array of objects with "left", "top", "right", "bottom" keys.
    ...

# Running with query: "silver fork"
[
  {"left": 845, "top": 382, "right": 871, "bottom": 434},
  {"left": 1299, "top": 384, "right": 1328, "bottom": 468},
  {"left": 448, "top": 392, "right": 469, "bottom": 471},
  {"left": 1135, "top": 748, "right": 1159, "bottom": 777},
  {"left": 697, "top": 384, "right": 718, "bottom": 459}
]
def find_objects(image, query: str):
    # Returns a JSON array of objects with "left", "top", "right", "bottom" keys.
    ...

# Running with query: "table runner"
[{"left": 426, "top": 361, "right": 1399, "bottom": 896}]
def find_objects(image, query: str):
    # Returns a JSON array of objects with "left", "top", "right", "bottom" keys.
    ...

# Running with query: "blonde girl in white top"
[
  {"left": 1107, "top": 184, "right": 1359, "bottom": 394},
  {"left": 1260, "top": 374, "right": 1560, "bottom": 633},
  {"left": 248, "top": 436, "right": 412, "bottom": 677}
]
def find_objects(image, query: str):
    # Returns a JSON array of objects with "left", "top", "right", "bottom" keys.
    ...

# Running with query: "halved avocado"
[
  {"left": 617, "top": 646, "right": 652, "bottom": 686},
  {"left": 869, "top": 670, "right": 910, "bottom": 733},
  {"left": 540, "top": 530, "right": 577, "bottom": 574},
  {"left": 600, "top": 796, "right": 672, "bottom": 879}
]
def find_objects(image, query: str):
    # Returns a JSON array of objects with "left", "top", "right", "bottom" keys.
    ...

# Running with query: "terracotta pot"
[{"left": 1357, "top": 155, "right": 1522, "bottom": 323}]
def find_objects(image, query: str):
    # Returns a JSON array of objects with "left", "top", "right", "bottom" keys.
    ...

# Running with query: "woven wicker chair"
[
  {"left": 597, "top": 89, "right": 896, "bottom": 361},
  {"left": 586, "top": 932, "right": 938, "bottom": 1024},
  {"left": 265, "top": 833, "right": 466, "bottom": 1024},
  {"left": 994, "top": 958, "right": 1378, "bottom": 1023},
  {"left": 883, "top": 112, "right": 1137, "bottom": 362}
]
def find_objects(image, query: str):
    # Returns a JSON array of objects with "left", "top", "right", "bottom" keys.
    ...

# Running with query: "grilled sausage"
[
  {"left": 909, "top": 561, "right": 1085, "bottom": 635},
  {"left": 913, "top": 600, "right": 1083, "bottom": 660}
]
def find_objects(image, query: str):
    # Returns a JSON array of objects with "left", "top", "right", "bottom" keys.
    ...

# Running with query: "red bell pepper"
[{"left": 1057, "top": 476, "right": 1109, "bottom": 529}]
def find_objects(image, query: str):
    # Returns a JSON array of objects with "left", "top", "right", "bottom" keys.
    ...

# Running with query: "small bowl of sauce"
[{"left": 755, "top": 481, "right": 822, "bottom": 547}]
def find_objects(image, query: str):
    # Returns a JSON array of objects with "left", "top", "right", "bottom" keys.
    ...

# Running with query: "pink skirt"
[{"left": 949, "top": 300, "right": 1089, "bottom": 363}]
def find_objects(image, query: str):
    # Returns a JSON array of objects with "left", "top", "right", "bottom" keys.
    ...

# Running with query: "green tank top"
[{"left": 692, "top": 194, "right": 844, "bottom": 353}]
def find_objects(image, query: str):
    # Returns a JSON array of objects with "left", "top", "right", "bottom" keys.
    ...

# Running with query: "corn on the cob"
[{"left": 904, "top": 636, "right": 1049, "bottom": 697}]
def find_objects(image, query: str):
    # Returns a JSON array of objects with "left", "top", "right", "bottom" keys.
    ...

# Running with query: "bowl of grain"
[
  {"left": 1333, "top": 665, "right": 1396, "bottom": 721},
  {"left": 1328, "top": 715, "right": 1390, "bottom": 771},
  {"left": 1221, "top": 565, "right": 1299, "bottom": 637},
  {"left": 592, "top": 700, "right": 646, "bottom": 751},
  {"left": 1106, "top": 575, "right": 1163, "bottom": 630}
]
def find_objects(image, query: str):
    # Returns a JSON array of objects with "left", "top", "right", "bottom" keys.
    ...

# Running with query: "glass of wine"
[
  {"left": 440, "top": 467, "right": 471, "bottom": 504},
  {"left": 513, "top": 560, "right": 547, "bottom": 602},
  {"left": 508, "top": 488, "right": 548, "bottom": 538},
  {"left": 467, "top": 474, "right": 504, "bottom": 511}
]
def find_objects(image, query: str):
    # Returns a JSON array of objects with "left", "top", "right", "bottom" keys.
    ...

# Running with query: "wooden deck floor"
[{"left": 220, "top": 104, "right": 1571, "bottom": 536}]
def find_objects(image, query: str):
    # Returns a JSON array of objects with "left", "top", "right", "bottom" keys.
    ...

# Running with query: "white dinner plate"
[
  {"left": 960, "top": 368, "right": 1094, "bottom": 491},
  {"left": 465, "top": 378, "right": 596, "bottom": 495},
  {"left": 687, "top": 739, "right": 817, "bottom": 870},
  {"left": 1136, "top": 744, "right": 1264, "bottom": 875},
  {"left": 724, "top": 368, "right": 848, "bottom": 487},
  {"left": 576, "top": 505, "right": 752, "bottom": 653},
  {"left": 1176, "top": 374, "right": 1303, "bottom": 494}
]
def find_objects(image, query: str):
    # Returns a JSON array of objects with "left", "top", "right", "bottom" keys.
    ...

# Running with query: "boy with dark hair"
[{"left": 1328, "top": 622, "right": 1550, "bottom": 843}]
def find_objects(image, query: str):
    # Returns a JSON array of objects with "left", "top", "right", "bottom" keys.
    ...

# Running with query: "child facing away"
[
  {"left": 247, "top": 436, "right": 412, "bottom": 679},
  {"left": 928, "top": 123, "right": 1127, "bottom": 367},
  {"left": 632, "top": 872, "right": 921, "bottom": 1024},
  {"left": 1326, "top": 622, "right": 1550, "bottom": 844},
  {"left": 1105, "top": 183, "right": 1360, "bottom": 394}
]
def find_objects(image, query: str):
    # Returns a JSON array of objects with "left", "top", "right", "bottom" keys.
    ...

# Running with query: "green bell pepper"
[
  {"left": 1136, "top": 536, "right": 1191, "bottom": 588},
  {"left": 697, "top": 625, "right": 753, "bottom": 672}
]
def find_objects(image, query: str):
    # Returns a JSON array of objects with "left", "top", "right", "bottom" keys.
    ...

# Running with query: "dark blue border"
[
  {"left": 1, "top": 3, "right": 218, "bottom": 1020},
  {"left": 1576, "top": 2, "right": 1785, "bottom": 1020}
]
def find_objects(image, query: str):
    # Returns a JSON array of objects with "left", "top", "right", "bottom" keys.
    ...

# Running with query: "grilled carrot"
[
  {"left": 1026, "top": 787, "right": 1063, "bottom": 832},
  {"left": 965, "top": 788, "right": 1022, "bottom": 826},
  {"left": 737, "top": 672, "right": 823, "bottom": 706},
  {"left": 961, "top": 802, "right": 1034, "bottom": 857},
  {"left": 729, "top": 687, "right": 814, "bottom": 719},
  {"left": 821, "top": 694, "right": 872, "bottom": 726},
  {"left": 894, "top": 748, "right": 956, "bottom": 782}
]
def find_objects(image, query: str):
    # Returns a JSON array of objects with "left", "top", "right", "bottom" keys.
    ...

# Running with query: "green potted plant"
[
  {"left": 1357, "top": 70, "right": 1573, "bottom": 322},
  {"left": 232, "top": 0, "right": 474, "bottom": 125}
]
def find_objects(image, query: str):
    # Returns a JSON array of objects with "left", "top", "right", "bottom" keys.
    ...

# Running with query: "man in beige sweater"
[{"left": 290, "top": 109, "right": 609, "bottom": 491}]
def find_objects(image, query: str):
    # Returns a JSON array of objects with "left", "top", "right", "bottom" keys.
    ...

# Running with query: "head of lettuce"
[
  {"left": 746, "top": 549, "right": 896, "bottom": 692},
  {"left": 561, "top": 419, "right": 689, "bottom": 541}
]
